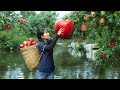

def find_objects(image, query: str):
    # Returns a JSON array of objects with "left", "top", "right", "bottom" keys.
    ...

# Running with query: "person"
[{"left": 36, "top": 27, "right": 64, "bottom": 79}]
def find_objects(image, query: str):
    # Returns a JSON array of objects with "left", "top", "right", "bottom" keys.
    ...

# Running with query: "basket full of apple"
[
  {"left": 19, "top": 38, "right": 42, "bottom": 71},
  {"left": 20, "top": 38, "right": 36, "bottom": 48}
]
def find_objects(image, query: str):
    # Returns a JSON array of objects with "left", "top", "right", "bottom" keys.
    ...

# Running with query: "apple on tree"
[
  {"left": 76, "top": 38, "right": 83, "bottom": 42},
  {"left": 109, "top": 41, "right": 116, "bottom": 46},
  {"left": 6, "top": 24, "right": 11, "bottom": 30},
  {"left": 84, "top": 15, "right": 90, "bottom": 21},
  {"left": 101, "top": 11, "right": 106, "bottom": 16},
  {"left": 100, "top": 52, "right": 106, "bottom": 57},
  {"left": 99, "top": 18, "right": 105, "bottom": 24},
  {"left": 80, "top": 24, "right": 88, "bottom": 31},
  {"left": 54, "top": 19, "right": 74, "bottom": 39},
  {"left": 19, "top": 18, "right": 26, "bottom": 23},
  {"left": 91, "top": 11, "right": 96, "bottom": 16}
]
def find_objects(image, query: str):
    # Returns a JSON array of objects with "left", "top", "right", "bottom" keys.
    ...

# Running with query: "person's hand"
[{"left": 57, "top": 28, "right": 64, "bottom": 36}]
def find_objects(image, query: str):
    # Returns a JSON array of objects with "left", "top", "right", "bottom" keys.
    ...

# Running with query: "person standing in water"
[{"left": 36, "top": 27, "right": 64, "bottom": 79}]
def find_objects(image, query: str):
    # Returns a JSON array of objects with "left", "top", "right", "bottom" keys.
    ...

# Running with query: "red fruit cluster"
[
  {"left": 20, "top": 38, "right": 36, "bottom": 48},
  {"left": 19, "top": 18, "right": 26, "bottom": 23}
]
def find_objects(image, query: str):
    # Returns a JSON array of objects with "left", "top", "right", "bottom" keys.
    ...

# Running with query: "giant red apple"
[{"left": 54, "top": 19, "right": 74, "bottom": 39}]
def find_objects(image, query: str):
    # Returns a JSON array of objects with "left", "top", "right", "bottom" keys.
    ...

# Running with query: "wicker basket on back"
[{"left": 20, "top": 44, "right": 43, "bottom": 71}]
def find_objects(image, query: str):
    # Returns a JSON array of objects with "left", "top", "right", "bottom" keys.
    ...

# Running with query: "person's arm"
[
  {"left": 44, "top": 34, "right": 59, "bottom": 50},
  {"left": 44, "top": 28, "right": 63, "bottom": 50}
]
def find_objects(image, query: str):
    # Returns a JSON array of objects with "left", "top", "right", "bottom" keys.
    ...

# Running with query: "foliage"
[
  {"left": 0, "top": 11, "right": 58, "bottom": 50},
  {"left": 26, "top": 11, "right": 58, "bottom": 37},
  {"left": 0, "top": 11, "right": 120, "bottom": 66},
  {"left": 64, "top": 11, "right": 120, "bottom": 64}
]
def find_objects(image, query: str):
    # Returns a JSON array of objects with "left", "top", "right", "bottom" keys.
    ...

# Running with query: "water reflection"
[
  {"left": 4, "top": 66, "right": 24, "bottom": 79},
  {"left": 105, "top": 69, "right": 120, "bottom": 79},
  {"left": 0, "top": 44, "right": 120, "bottom": 79}
]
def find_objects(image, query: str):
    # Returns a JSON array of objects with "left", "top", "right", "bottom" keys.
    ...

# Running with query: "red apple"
[
  {"left": 80, "top": 24, "right": 88, "bottom": 31},
  {"left": 31, "top": 41, "right": 36, "bottom": 45},
  {"left": 24, "top": 46, "right": 28, "bottom": 48},
  {"left": 27, "top": 41, "right": 31, "bottom": 46},
  {"left": 76, "top": 38, "right": 83, "bottom": 42},
  {"left": 20, "top": 44, "right": 24, "bottom": 48},
  {"left": 28, "top": 38, "right": 34, "bottom": 43},
  {"left": 99, "top": 18, "right": 105, "bottom": 24},
  {"left": 23, "top": 41, "right": 28, "bottom": 46},
  {"left": 109, "top": 41, "right": 116, "bottom": 46},
  {"left": 6, "top": 24, "right": 11, "bottom": 30},
  {"left": 22, "top": 20, "right": 26, "bottom": 23},
  {"left": 19, "top": 18, "right": 24, "bottom": 22},
  {"left": 54, "top": 19, "right": 74, "bottom": 39},
  {"left": 100, "top": 52, "right": 106, "bottom": 57},
  {"left": 19, "top": 18, "right": 26, "bottom": 23}
]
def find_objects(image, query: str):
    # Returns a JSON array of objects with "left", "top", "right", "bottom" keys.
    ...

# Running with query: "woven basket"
[{"left": 20, "top": 44, "right": 43, "bottom": 71}]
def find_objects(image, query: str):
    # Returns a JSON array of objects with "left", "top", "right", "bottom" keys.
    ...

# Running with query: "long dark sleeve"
[{"left": 44, "top": 34, "right": 59, "bottom": 50}]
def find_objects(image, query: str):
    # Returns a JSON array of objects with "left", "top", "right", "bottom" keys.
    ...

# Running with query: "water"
[{"left": 0, "top": 44, "right": 120, "bottom": 79}]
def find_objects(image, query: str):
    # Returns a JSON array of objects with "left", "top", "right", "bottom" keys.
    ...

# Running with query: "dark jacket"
[{"left": 37, "top": 34, "right": 59, "bottom": 73}]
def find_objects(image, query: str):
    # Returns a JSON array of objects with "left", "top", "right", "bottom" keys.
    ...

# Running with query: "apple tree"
[{"left": 64, "top": 11, "right": 120, "bottom": 65}]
